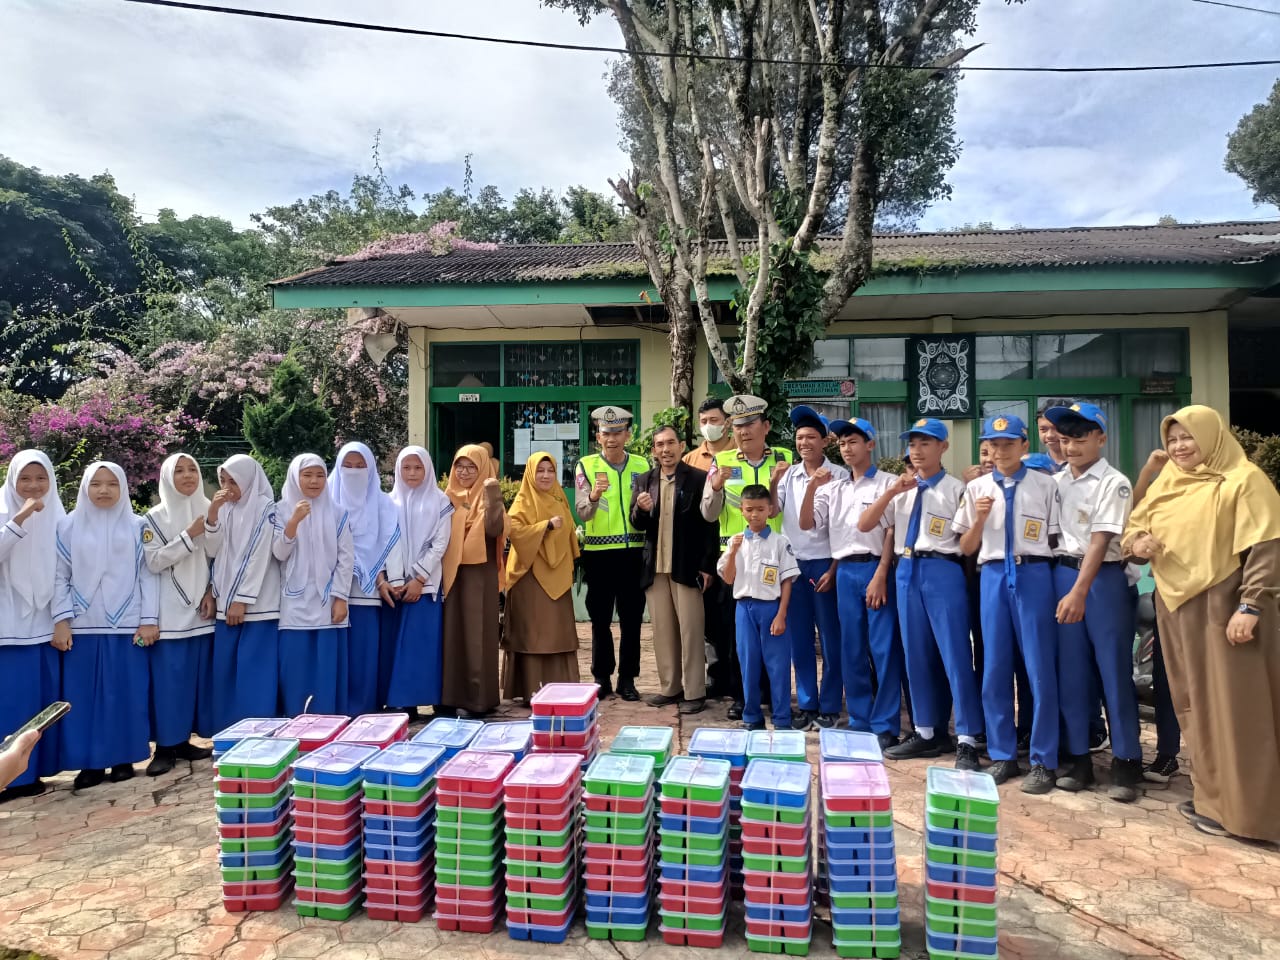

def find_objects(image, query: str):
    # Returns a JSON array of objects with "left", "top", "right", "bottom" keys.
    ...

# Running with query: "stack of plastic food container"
[
  {"left": 747, "top": 729, "right": 808, "bottom": 765},
  {"left": 740, "top": 758, "right": 814, "bottom": 956},
  {"left": 657, "top": 755, "right": 733, "bottom": 948},
  {"left": 504, "top": 753, "right": 584, "bottom": 942},
  {"left": 582, "top": 752, "right": 656, "bottom": 943},
  {"left": 609, "top": 725, "right": 674, "bottom": 780},
  {"left": 275, "top": 714, "right": 351, "bottom": 754},
  {"left": 923, "top": 767, "right": 999, "bottom": 960},
  {"left": 531, "top": 682, "right": 600, "bottom": 770},
  {"left": 470, "top": 720, "right": 534, "bottom": 762},
  {"left": 334, "top": 713, "right": 409, "bottom": 749},
  {"left": 362, "top": 741, "right": 447, "bottom": 922},
  {"left": 821, "top": 762, "right": 900, "bottom": 959},
  {"left": 434, "top": 749, "right": 514, "bottom": 933},
  {"left": 216, "top": 736, "right": 299, "bottom": 912},
  {"left": 291, "top": 742, "right": 379, "bottom": 921},
  {"left": 688, "top": 728, "right": 749, "bottom": 900},
  {"left": 412, "top": 717, "right": 483, "bottom": 761},
  {"left": 211, "top": 718, "right": 289, "bottom": 761},
  {"left": 816, "top": 730, "right": 883, "bottom": 907}
]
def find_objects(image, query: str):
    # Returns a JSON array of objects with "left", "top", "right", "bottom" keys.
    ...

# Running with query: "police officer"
[{"left": 575, "top": 406, "right": 650, "bottom": 701}]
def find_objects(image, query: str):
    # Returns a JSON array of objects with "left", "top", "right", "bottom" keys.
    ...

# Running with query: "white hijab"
[
  {"left": 279, "top": 453, "right": 341, "bottom": 602},
  {"left": 63, "top": 461, "right": 138, "bottom": 626},
  {"left": 2, "top": 450, "right": 66, "bottom": 617},
  {"left": 328, "top": 441, "right": 400, "bottom": 594},
  {"left": 148, "top": 453, "right": 212, "bottom": 608},
  {"left": 212, "top": 454, "right": 275, "bottom": 603},
  {"left": 390, "top": 446, "right": 451, "bottom": 567}
]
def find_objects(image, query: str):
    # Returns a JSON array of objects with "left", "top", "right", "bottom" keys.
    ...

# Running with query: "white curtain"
[{"left": 860, "top": 403, "right": 908, "bottom": 456}]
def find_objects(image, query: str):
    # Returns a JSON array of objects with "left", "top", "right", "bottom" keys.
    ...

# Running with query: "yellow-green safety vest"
[
  {"left": 712, "top": 446, "right": 793, "bottom": 546},
  {"left": 576, "top": 452, "right": 650, "bottom": 551}
]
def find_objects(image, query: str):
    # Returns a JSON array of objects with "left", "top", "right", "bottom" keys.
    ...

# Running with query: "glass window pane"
[
  {"left": 583, "top": 341, "right": 638, "bottom": 386},
  {"left": 1134, "top": 398, "right": 1183, "bottom": 473},
  {"left": 504, "top": 343, "right": 580, "bottom": 387},
  {"left": 852, "top": 338, "right": 905, "bottom": 382},
  {"left": 1123, "top": 331, "right": 1185, "bottom": 377},
  {"left": 859, "top": 402, "right": 907, "bottom": 456},
  {"left": 710, "top": 339, "right": 738, "bottom": 385},
  {"left": 799, "top": 401, "right": 853, "bottom": 424},
  {"left": 1035, "top": 333, "right": 1120, "bottom": 378},
  {"left": 981, "top": 398, "right": 1030, "bottom": 422},
  {"left": 432, "top": 344, "right": 500, "bottom": 388},
  {"left": 811, "top": 339, "right": 851, "bottom": 378},
  {"left": 506, "top": 401, "right": 582, "bottom": 485},
  {"left": 975, "top": 336, "right": 1031, "bottom": 380}
]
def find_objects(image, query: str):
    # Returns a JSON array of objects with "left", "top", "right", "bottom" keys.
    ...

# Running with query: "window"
[
  {"left": 811, "top": 339, "right": 851, "bottom": 378},
  {"left": 1035, "top": 333, "right": 1120, "bottom": 378},
  {"left": 432, "top": 344, "right": 500, "bottom": 387},
  {"left": 981, "top": 399, "right": 1030, "bottom": 424},
  {"left": 506, "top": 401, "right": 582, "bottom": 485},
  {"left": 976, "top": 336, "right": 1032, "bottom": 380},
  {"left": 853, "top": 338, "right": 905, "bottom": 382},
  {"left": 504, "top": 343, "right": 580, "bottom": 387},
  {"left": 1133, "top": 398, "right": 1182, "bottom": 467},
  {"left": 584, "top": 342, "right": 639, "bottom": 386},
  {"left": 860, "top": 402, "right": 907, "bottom": 453},
  {"left": 1123, "top": 331, "right": 1185, "bottom": 377},
  {"left": 799, "top": 401, "right": 853, "bottom": 423},
  {"left": 710, "top": 339, "right": 739, "bottom": 385}
]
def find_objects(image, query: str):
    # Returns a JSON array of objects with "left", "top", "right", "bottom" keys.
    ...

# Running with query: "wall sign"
[
  {"left": 907, "top": 335, "right": 976, "bottom": 419},
  {"left": 783, "top": 378, "right": 858, "bottom": 400},
  {"left": 457, "top": 393, "right": 481, "bottom": 403}
]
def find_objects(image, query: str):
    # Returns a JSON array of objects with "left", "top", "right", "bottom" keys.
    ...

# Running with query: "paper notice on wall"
[
  {"left": 513, "top": 428, "right": 532, "bottom": 463},
  {"left": 556, "top": 422, "right": 579, "bottom": 440},
  {"left": 533, "top": 423, "right": 557, "bottom": 441},
  {"left": 530, "top": 440, "right": 564, "bottom": 468}
]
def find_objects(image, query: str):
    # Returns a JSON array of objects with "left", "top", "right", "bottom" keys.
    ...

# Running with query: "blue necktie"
[
  {"left": 1003, "top": 479, "right": 1018, "bottom": 589},
  {"left": 905, "top": 482, "right": 925, "bottom": 558}
]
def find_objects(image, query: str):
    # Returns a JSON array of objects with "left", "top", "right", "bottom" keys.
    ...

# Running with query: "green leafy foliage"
[
  {"left": 1234, "top": 426, "right": 1280, "bottom": 490},
  {"left": 243, "top": 356, "right": 335, "bottom": 492},
  {"left": 1226, "top": 79, "right": 1280, "bottom": 209},
  {"left": 627, "top": 406, "right": 690, "bottom": 457}
]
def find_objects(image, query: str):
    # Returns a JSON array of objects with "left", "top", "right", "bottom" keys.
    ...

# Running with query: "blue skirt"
[
  {"left": 59, "top": 633, "right": 151, "bottom": 771},
  {"left": 346, "top": 606, "right": 381, "bottom": 717},
  {"left": 212, "top": 619, "right": 279, "bottom": 731},
  {"left": 385, "top": 594, "right": 443, "bottom": 709},
  {"left": 376, "top": 603, "right": 400, "bottom": 710},
  {"left": 149, "top": 632, "right": 214, "bottom": 746},
  {"left": 279, "top": 627, "right": 348, "bottom": 716},
  {"left": 0, "top": 643, "right": 62, "bottom": 785}
]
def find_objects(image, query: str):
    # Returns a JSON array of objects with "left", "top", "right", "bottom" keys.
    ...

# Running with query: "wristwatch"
[{"left": 1238, "top": 604, "right": 1260, "bottom": 616}]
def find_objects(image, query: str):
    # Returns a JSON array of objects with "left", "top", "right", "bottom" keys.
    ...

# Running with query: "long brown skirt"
[
  {"left": 500, "top": 575, "right": 580, "bottom": 702},
  {"left": 1156, "top": 565, "right": 1280, "bottom": 842},
  {"left": 440, "top": 561, "right": 500, "bottom": 714}
]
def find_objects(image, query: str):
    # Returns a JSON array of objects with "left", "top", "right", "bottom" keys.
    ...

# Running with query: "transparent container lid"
[
  {"left": 660, "top": 755, "right": 732, "bottom": 790},
  {"left": 688, "top": 727, "right": 749, "bottom": 758},
  {"left": 274, "top": 715, "right": 350, "bottom": 741},
  {"left": 469, "top": 721, "right": 534, "bottom": 753},
  {"left": 926, "top": 765, "right": 1000, "bottom": 804},
  {"left": 529, "top": 682, "right": 600, "bottom": 712},
  {"left": 334, "top": 713, "right": 408, "bottom": 744},
  {"left": 746, "top": 729, "right": 807, "bottom": 759},
  {"left": 217, "top": 736, "right": 299, "bottom": 769},
  {"left": 438, "top": 749, "right": 515, "bottom": 786},
  {"left": 506, "top": 753, "right": 581, "bottom": 790},
  {"left": 609, "top": 725, "right": 674, "bottom": 755},
  {"left": 586, "top": 752, "right": 657, "bottom": 785},
  {"left": 411, "top": 717, "right": 484, "bottom": 748},
  {"left": 818, "top": 729, "right": 883, "bottom": 763},
  {"left": 364, "top": 741, "right": 447, "bottom": 777},
  {"left": 294, "top": 741, "right": 381, "bottom": 775},
  {"left": 820, "top": 760, "right": 891, "bottom": 800},
  {"left": 741, "top": 757, "right": 812, "bottom": 796}
]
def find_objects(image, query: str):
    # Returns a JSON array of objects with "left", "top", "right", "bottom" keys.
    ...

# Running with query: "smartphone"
[
  {"left": 595, "top": 471, "right": 609, "bottom": 489},
  {"left": 1, "top": 701, "right": 71, "bottom": 749}
]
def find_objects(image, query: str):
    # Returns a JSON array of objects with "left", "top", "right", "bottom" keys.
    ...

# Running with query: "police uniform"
[
  {"left": 717, "top": 526, "right": 800, "bottom": 728},
  {"left": 810, "top": 418, "right": 901, "bottom": 738},
  {"left": 1045, "top": 403, "right": 1142, "bottom": 769},
  {"left": 889, "top": 419, "right": 983, "bottom": 750},
  {"left": 574, "top": 406, "right": 650, "bottom": 697},
  {"left": 952, "top": 415, "right": 1061, "bottom": 776},
  {"left": 776, "top": 405, "right": 847, "bottom": 721}
]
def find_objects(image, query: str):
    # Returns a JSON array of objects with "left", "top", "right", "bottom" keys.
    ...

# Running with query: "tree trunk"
[{"left": 667, "top": 295, "right": 697, "bottom": 416}]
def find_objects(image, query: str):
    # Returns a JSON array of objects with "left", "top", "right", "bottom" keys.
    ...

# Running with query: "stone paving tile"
[{"left": 2, "top": 626, "right": 1278, "bottom": 959}]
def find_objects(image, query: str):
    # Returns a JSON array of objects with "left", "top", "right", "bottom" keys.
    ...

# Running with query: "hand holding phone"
[{"left": 1, "top": 701, "right": 71, "bottom": 750}]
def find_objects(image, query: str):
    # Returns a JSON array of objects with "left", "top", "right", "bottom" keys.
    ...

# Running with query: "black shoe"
[
  {"left": 1143, "top": 754, "right": 1179, "bottom": 784},
  {"left": 794, "top": 710, "right": 818, "bottom": 732},
  {"left": 876, "top": 732, "right": 900, "bottom": 751},
  {"left": 174, "top": 742, "right": 213, "bottom": 762},
  {"left": 744, "top": 720, "right": 766, "bottom": 731},
  {"left": 0, "top": 780, "right": 47, "bottom": 804},
  {"left": 109, "top": 763, "right": 136, "bottom": 783},
  {"left": 146, "top": 748, "right": 176, "bottom": 778},
  {"left": 1055, "top": 755, "right": 1094, "bottom": 793},
  {"left": 936, "top": 732, "right": 956, "bottom": 754},
  {"left": 1089, "top": 730, "right": 1110, "bottom": 754},
  {"left": 678, "top": 698, "right": 707, "bottom": 715},
  {"left": 816, "top": 713, "right": 838, "bottom": 729},
  {"left": 74, "top": 769, "right": 106, "bottom": 791},
  {"left": 1108, "top": 757, "right": 1142, "bottom": 804},
  {"left": 617, "top": 681, "right": 641, "bottom": 702},
  {"left": 988, "top": 759, "right": 1021, "bottom": 785},
  {"left": 595, "top": 680, "right": 613, "bottom": 700},
  {"left": 646, "top": 693, "right": 682, "bottom": 708},
  {"left": 954, "top": 743, "right": 982, "bottom": 772},
  {"left": 1020, "top": 763, "right": 1056, "bottom": 795},
  {"left": 727, "top": 701, "right": 744, "bottom": 721},
  {"left": 884, "top": 732, "right": 945, "bottom": 761},
  {"left": 1016, "top": 733, "right": 1031, "bottom": 758}
]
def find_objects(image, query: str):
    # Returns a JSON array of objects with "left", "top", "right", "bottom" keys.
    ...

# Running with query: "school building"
[{"left": 272, "top": 220, "right": 1280, "bottom": 480}]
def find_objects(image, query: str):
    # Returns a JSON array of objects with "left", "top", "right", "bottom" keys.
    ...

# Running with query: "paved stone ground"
[{"left": 1, "top": 625, "right": 1278, "bottom": 959}]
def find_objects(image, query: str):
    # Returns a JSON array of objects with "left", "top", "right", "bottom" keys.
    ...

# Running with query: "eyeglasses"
[{"left": 453, "top": 463, "right": 479, "bottom": 474}]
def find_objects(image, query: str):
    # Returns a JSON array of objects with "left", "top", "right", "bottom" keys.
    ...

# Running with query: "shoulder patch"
[
  {"left": 142, "top": 528, "right": 154, "bottom": 543},
  {"left": 785, "top": 542, "right": 794, "bottom": 555},
  {"left": 1118, "top": 485, "right": 1132, "bottom": 499}
]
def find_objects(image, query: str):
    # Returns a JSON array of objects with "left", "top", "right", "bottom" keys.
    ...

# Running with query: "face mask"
[
  {"left": 340, "top": 466, "right": 370, "bottom": 503},
  {"left": 701, "top": 423, "right": 726, "bottom": 442}
]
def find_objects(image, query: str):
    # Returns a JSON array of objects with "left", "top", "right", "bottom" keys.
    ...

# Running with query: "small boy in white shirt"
[{"left": 718, "top": 484, "right": 800, "bottom": 731}]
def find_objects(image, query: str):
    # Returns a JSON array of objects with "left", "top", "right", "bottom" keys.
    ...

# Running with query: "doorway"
[{"left": 434, "top": 403, "right": 501, "bottom": 477}]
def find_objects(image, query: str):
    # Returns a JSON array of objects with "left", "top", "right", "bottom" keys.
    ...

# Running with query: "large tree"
[
  {"left": 1226, "top": 78, "right": 1280, "bottom": 210},
  {"left": 545, "top": 0, "right": 1016, "bottom": 410}
]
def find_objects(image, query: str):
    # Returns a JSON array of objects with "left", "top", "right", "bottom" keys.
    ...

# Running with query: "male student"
[
  {"left": 1043, "top": 402, "right": 1143, "bottom": 803},
  {"left": 1036, "top": 400, "right": 1069, "bottom": 470},
  {"left": 954, "top": 414, "right": 1061, "bottom": 794},
  {"left": 771, "top": 406, "right": 847, "bottom": 730},
  {"left": 861, "top": 418, "right": 982, "bottom": 771},
  {"left": 799, "top": 417, "right": 900, "bottom": 749}
]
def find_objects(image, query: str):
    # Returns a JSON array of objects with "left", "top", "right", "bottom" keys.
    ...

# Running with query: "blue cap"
[
  {"left": 980, "top": 414, "right": 1029, "bottom": 441},
  {"left": 1045, "top": 402, "right": 1108, "bottom": 433},
  {"left": 899, "top": 417, "right": 949, "bottom": 442},
  {"left": 789, "top": 405, "right": 829, "bottom": 435},
  {"left": 1021, "top": 453, "right": 1057, "bottom": 473},
  {"left": 829, "top": 417, "right": 876, "bottom": 441}
]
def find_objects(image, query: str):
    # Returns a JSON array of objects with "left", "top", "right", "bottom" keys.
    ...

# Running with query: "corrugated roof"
[{"left": 272, "top": 220, "right": 1280, "bottom": 287}]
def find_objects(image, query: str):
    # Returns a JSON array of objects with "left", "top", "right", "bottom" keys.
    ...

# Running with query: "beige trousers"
[{"left": 647, "top": 573, "right": 707, "bottom": 699}]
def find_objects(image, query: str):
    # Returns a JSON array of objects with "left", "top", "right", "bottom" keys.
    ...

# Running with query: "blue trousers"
[
  {"left": 980, "top": 562, "right": 1059, "bottom": 768},
  {"left": 897, "top": 557, "right": 983, "bottom": 737},
  {"left": 788, "top": 558, "right": 843, "bottom": 714},
  {"left": 836, "top": 559, "right": 901, "bottom": 736},
  {"left": 0, "top": 644, "right": 62, "bottom": 785},
  {"left": 346, "top": 605, "right": 381, "bottom": 716},
  {"left": 1152, "top": 625, "right": 1181, "bottom": 757},
  {"left": 736, "top": 598, "right": 792, "bottom": 727},
  {"left": 212, "top": 619, "right": 279, "bottom": 731},
  {"left": 1054, "top": 564, "right": 1141, "bottom": 761},
  {"left": 279, "top": 627, "right": 349, "bottom": 716},
  {"left": 149, "top": 632, "right": 214, "bottom": 746},
  {"left": 60, "top": 634, "right": 151, "bottom": 771}
]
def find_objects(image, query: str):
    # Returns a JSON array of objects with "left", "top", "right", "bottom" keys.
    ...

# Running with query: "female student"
[
  {"left": 274, "top": 454, "right": 354, "bottom": 716},
  {"left": 440, "top": 444, "right": 507, "bottom": 718},
  {"left": 328, "top": 442, "right": 401, "bottom": 715},
  {"left": 0, "top": 451, "right": 65, "bottom": 801},
  {"left": 384, "top": 446, "right": 452, "bottom": 716},
  {"left": 143, "top": 453, "right": 215, "bottom": 776},
  {"left": 204, "top": 454, "right": 280, "bottom": 731},
  {"left": 503, "top": 452, "right": 581, "bottom": 701},
  {"left": 54, "top": 462, "right": 157, "bottom": 790}
]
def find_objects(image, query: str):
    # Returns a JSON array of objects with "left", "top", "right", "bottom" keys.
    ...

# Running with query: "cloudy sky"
[{"left": 3, "top": 0, "right": 1278, "bottom": 231}]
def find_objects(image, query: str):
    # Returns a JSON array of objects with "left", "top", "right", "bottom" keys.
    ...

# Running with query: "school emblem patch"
[
  {"left": 993, "top": 417, "right": 1009, "bottom": 432},
  {"left": 762, "top": 566, "right": 778, "bottom": 585},
  {"left": 928, "top": 516, "right": 946, "bottom": 538},
  {"left": 1070, "top": 403, "right": 1082, "bottom": 412},
  {"left": 1023, "top": 519, "right": 1043, "bottom": 541},
  {"left": 142, "top": 528, "right": 154, "bottom": 543},
  {"left": 1118, "top": 485, "right": 1132, "bottom": 499},
  {"left": 915, "top": 418, "right": 928, "bottom": 428}
]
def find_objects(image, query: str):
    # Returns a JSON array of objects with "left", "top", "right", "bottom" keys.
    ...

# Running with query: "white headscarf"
[
  {"left": 2, "top": 450, "right": 66, "bottom": 617},
  {"left": 212, "top": 454, "right": 275, "bottom": 603},
  {"left": 61, "top": 461, "right": 139, "bottom": 626},
  {"left": 328, "top": 441, "right": 400, "bottom": 594},
  {"left": 279, "top": 453, "right": 342, "bottom": 602},
  {"left": 390, "top": 446, "right": 452, "bottom": 568},
  {"left": 147, "top": 453, "right": 212, "bottom": 608}
]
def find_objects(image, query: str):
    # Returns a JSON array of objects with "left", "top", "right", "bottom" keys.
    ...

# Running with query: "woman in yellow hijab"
[
  {"left": 1124, "top": 405, "right": 1280, "bottom": 842},
  {"left": 501, "top": 453, "right": 581, "bottom": 701},
  {"left": 439, "top": 444, "right": 508, "bottom": 718}
]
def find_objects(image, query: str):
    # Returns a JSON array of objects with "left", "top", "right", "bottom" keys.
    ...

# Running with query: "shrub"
[
  {"left": 627, "top": 406, "right": 689, "bottom": 457},
  {"left": 243, "top": 355, "right": 335, "bottom": 492}
]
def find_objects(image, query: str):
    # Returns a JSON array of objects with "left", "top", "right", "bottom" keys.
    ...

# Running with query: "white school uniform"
[
  {"left": 891, "top": 472, "right": 967, "bottom": 556},
  {"left": 1054, "top": 458, "right": 1132, "bottom": 562},
  {"left": 0, "top": 450, "right": 65, "bottom": 645},
  {"left": 329, "top": 442, "right": 403, "bottom": 607},
  {"left": 273, "top": 454, "right": 355, "bottom": 629},
  {"left": 776, "top": 461, "right": 849, "bottom": 561},
  {"left": 717, "top": 529, "right": 801, "bottom": 602},
  {"left": 389, "top": 446, "right": 454, "bottom": 599},
  {"left": 811, "top": 468, "right": 896, "bottom": 559},
  {"left": 952, "top": 469, "right": 1060, "bottom": 563},
  {"left": 203, "top": 455, "right": 281, "bottom": 622},
  {"left": 144, "top": 454, "right": 215, "bottom": 640}
]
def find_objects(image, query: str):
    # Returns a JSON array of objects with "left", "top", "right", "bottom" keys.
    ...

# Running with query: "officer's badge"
[{"left": 142, "top": 528, "right": 154, "bottom": 544}]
